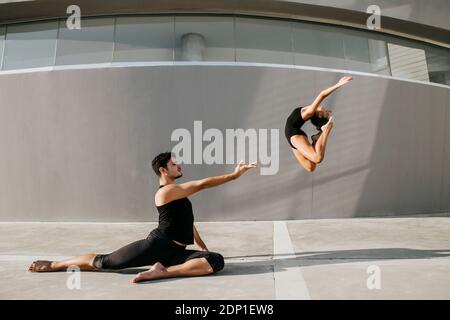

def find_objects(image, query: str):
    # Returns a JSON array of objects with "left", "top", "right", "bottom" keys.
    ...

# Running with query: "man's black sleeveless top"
[{"left": 156, "top": 185, "right": 194, "bottom": 245}]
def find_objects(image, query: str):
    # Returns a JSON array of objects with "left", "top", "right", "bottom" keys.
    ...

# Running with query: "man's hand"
[{"left": 233, "top": 160, "right": 257, "bottom": 179}]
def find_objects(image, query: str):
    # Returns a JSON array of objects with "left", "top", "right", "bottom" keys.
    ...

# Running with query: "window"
[
  {"left": 0, "top": 25, "right": 5, "bottom": 69},
  {"left": 388, "top": 43, "right": 430, "bottom": 82},
  {"left": 174, "top": 16, "right": 234, "bottom": 62},
  {"left": 236, "top": 17, "right": 293, "bottom": 64},
  {"left": 56, "top": 17, "right": 114, "bottom": 65},
  {"left": 2, "top": 20, "right": 58, "bottom": 70},
  {"left": 293, "top": 22, "right": 346, "bottom": 69},
  {"left": 425, "top": 46, "right": 450, "bottom": 86},
  {"left": 0, "top": 15, "right": 448, "bottom": 86},
  {"left": 114, "top": 16, "right": 174, "bottom": 62},
  {"left": 342, "top": 28, "right": 371, "bottom": 72}
]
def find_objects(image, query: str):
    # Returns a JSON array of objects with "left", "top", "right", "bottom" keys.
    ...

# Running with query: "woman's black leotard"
[
  {"left": 92, "top": 186, "right": 224, "bottom": 273},
  {"left": 285, "top": 106, "right": 307, "bottom": 149}
]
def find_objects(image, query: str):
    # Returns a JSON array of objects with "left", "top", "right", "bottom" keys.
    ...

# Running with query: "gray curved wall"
[{"left": 0, "top": 65, "right": 449, "bottom": 221}]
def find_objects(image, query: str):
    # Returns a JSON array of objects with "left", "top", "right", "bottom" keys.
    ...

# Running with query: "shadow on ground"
[
  {"left": 69, "top": 247, "right": 450, "bottom": 284},
  {"left": 220, "top": 248, "right": 450, "bottom": 275}
]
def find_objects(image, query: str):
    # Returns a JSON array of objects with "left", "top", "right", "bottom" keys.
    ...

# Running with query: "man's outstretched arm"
[{"left": 160, "top": 160, "right": 257, "bottom": 203}]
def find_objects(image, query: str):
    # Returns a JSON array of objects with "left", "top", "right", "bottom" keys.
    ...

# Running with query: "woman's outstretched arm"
[{"left": 301, "top": 76, "right": 353, "bottom": 120}]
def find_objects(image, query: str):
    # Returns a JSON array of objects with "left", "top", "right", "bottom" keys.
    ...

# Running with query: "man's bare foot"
[
  {"left": 28, "top": 260, "right": 57, "bottom": 272},
  {"left": 321, "top": 116, "right": 334, "bottom": 131},
  {"left": 131, "top": 262, "right": 167, "bottom": 283}
]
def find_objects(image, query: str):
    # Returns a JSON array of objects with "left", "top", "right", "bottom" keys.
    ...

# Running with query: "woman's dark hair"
[
  {"left": 310, "top": 113, "right": 329, "bottom": 131},
  {"left": 151, "top": 152, "right": 172, "bottom": 176}
]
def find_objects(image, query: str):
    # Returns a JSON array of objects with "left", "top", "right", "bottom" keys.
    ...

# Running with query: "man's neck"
[{"left": 159, "top": 177, "right": 175, "bottom": 186}]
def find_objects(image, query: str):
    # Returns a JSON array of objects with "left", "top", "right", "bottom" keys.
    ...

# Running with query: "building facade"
[{"left": 0, "top": 0, "right": 449, "bottom": 221}]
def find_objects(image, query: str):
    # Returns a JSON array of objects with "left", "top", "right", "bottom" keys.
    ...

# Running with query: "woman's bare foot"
[
  {"left": 131, "top": 262, "right": 167, "bottom": 283},
  {"left": 321, "top": 116, "right": 334, "bottom": 132},
  {"left": 28, "top": 260, "right": 57, "bottom": 272}
]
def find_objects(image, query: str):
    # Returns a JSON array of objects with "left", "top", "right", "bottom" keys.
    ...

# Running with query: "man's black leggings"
[{"left": 92, "top": 228, "right": 224, "bottom": 273}]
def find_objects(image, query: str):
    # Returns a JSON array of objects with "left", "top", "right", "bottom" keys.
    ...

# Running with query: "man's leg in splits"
[
  {"left": 28, "top": 254, "right": 97, "bottom": 272},
  {"left": 28, "top": 235, "right": 165, "bottom": 272}
]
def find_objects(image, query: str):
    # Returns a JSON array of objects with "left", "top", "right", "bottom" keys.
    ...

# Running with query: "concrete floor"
[{"left": 1, "top": 216, "right": 450, "bottom": 299}]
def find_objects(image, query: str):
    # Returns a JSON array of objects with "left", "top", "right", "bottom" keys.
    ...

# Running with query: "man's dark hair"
[{"left": 151, "top": 152, "right": 172, "bottom": 176}]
